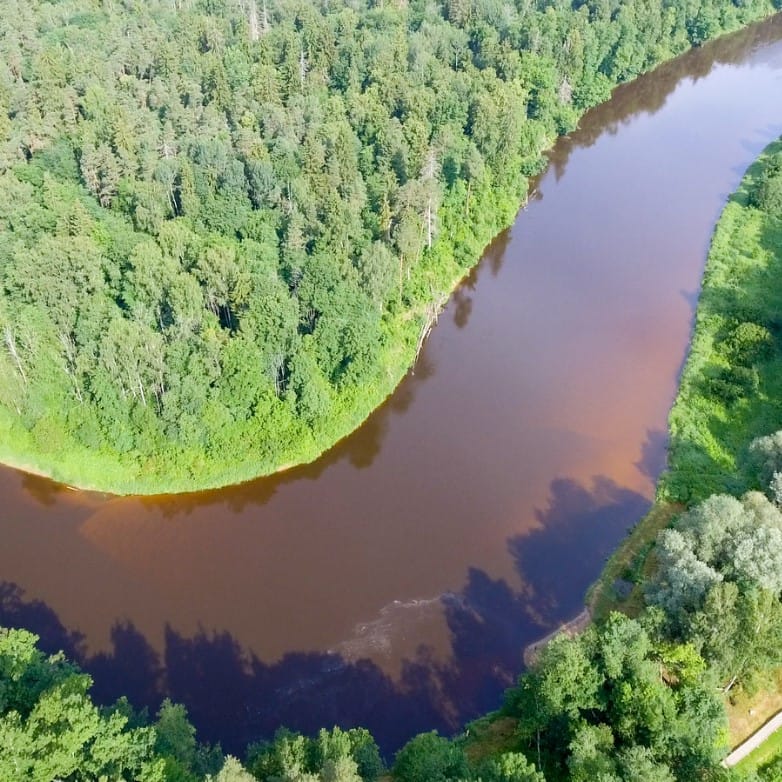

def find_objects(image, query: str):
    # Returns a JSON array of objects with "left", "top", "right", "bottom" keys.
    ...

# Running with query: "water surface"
[{"left": 3, "top": 16, "right": 782, "bottom": 754}]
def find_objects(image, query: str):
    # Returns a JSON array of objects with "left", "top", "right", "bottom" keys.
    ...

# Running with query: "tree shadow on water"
[
  {"left": 19, "top": 474, "right": 76, "bottom": 508},
  {"left": 509, "top": 476, "right": 650, "bottom": 626},
  {"left": 0, "top": 570, "right": 560, "bottom": 758},
  {"left": 164, "top": 628, "right": 455, "bottom": 755},
  {"left": 438, "top": 571, "right": 538, "bottom": 719},
  {"left": 88, "top": 622, "right": 165, "bottom": 713},
  {"left": 635, "top": 429, "right": 669, "bottom": 483},
  {"left": 0, "top": 475, "right": 651, "bottom": 758},
  {"left": 0, "top": 582, "right": 85, "bottom": 661},
  {"left": 0, "top": 581, "right": 459, "bottom": 757}
]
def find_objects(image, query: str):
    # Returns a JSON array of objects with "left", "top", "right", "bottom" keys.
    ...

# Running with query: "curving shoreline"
[
  {"left": 2, "top": 7, "right": 779, "bottom": 495},
  {"left": 5, "top": 9, "right": 782, "bottom": 762}
]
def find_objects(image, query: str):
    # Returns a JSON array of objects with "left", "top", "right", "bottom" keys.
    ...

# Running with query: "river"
[{"left": 2, "top": 15, "right": 782, "bottom": 756}]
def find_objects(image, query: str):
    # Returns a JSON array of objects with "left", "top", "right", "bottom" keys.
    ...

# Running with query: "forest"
[
  {"left": 7, "top": 1, "right": 782, "bottom": 781},
  {"left": 6, "top": 130, "right": 782, "bottom": 782},
  {"left": 1, "top": 0, "right": 778, "bottom": 491}
]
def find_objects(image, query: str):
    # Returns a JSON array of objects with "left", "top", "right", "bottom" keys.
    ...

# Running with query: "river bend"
[{"left": 2, "top": 15, "right": 782, "bottom": 754}]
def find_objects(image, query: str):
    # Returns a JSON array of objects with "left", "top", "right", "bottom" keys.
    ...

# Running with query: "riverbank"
[
  {"left": 522, "top": 608, "right": 591, "bottom": 668},
  {"left": 584, "top": 134, "right": 782, "bottom": 638},
  {"left": 471, "top": 135, "right": 782, "bottom": 772},
  {"left": 659, "top": 137, "right": 782, "bottom": 505},
  {"left": 602, "top": 138, "right": 782, "bottom": 758},
  {"left": 585, "top": 502, "right": 682, "bottom": 620}
]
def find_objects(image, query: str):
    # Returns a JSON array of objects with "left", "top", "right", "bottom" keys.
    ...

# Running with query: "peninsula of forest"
[{"left": 1, "top": 0, "right": 776, "bottom": 492}]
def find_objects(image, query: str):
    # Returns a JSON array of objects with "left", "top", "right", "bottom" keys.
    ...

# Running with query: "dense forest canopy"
[{"left": 0, "top": 0, "right": 778, "bottom": 492}]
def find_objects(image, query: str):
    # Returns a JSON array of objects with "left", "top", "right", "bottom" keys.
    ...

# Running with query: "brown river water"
[{"left": 3, "top": 16, "right": 782, "bottom": 755}]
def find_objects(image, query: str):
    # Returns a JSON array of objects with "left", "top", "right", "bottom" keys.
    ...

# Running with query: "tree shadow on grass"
[{"left": 635, "top": 428, "right": 669, "bottom": 483}]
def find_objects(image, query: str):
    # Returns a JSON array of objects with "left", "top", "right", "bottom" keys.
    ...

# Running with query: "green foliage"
[
  {"left": 661, "top": 138, "right": 782, "bottom": 504},
  {"left": 725, "top": 322, "right": 774, "bottom": 365},
  {"left": 248, "top": 727, "right": 315, "bottom": 780},
  {"left": 0, "top": 627, "right": 165, "bottom": 782},
  {"left": 749, "top": 430, "right": 782, "bottom": 486},
  {"left": 474, "top": 752, "right": 545, "bottom": 782},
  {"left": 0, "top": 627, "right": 230, "bottom": 781},
  {"left": 247, "top": 726, "right": 383, "bottom": 782},
  {"left": 502, "top": 614, "right": 726, "bottom": 782},
  {"left": 393, "top": 731, "right": 470, "bottom": 782},
  {"left": 156, "top": 699, "right": 198, "bottom": 768},
  {"left": 316, "top": 727, "right": 384, "bottom": 782},
  {"left": 752, "top": 153, "right": 782, "bottom": 214},
  {"left": 154, "top": 698, "right": 225, "bottom": 781},
  {"left": 0, "top": 0, "right": 775, "bottom": 492},
  {"left": 759, "top": 754, "right": 782, "bottom": 781},
  {"left": 647, "top": 491, "right": 782, "bottom": 693},
  {"left": 206, "top": 756, "right": 256, "bottom": 782}
]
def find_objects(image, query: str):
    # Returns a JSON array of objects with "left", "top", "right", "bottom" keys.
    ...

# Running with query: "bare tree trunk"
[
  {"left": 248, "top": 0, "right": 260, "bottom": 41},
  {"left": 4, "top": 326, "right": 26, "bottom": 385},
  {"left": 261, "top": 0, "right": 269, "bottom": 32},
  {"left": 414, "top": 292, "right": 446, "bottom": 362},
  {"left": 722, "top": 672, "right": 740, "bottom": 694},
  {"left": 422, "top": 148, "right": 438, "bottom": 249},
  {"left": 299, "top": 47, "right": 308, "bottom": 87}
]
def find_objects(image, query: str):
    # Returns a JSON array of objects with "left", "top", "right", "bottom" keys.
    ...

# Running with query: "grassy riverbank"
[
  {"left": 660, "top": 138, "right": 782, "bottom": 505},
  {"left": 586, "top": 502, "right": 681, "bottom": 620},
  {"left": 454, "top": 134, "right": 782, "bottom": 775},
  {"left": 0, "top": 178, "right": 523, "bottom": 495},
  {"left": 588, "top": 136, "right": 782, "bottom": 763},
  {"left": 590, "top": 138, "right": 782, "bottom": 622}
]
